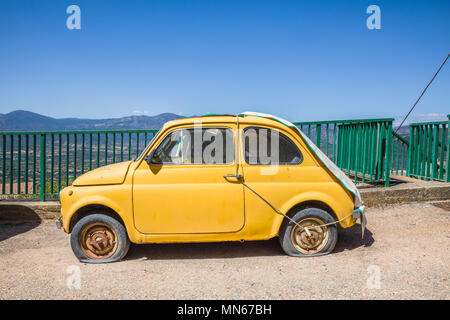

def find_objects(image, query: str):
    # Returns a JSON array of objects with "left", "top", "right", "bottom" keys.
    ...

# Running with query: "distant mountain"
[{"left": 0, "top": 110, "right": 185, "bottom": 131}]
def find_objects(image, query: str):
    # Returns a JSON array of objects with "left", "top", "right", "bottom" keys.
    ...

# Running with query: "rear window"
[{"left": 243, "top": 127, "right": 303, "bottom": 165}]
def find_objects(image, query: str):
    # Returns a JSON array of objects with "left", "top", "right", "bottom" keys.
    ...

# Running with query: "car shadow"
[
  {"left": 125, "top": 238, "right": 285, "bottom": 261},
  {"left": 334, "top": 223, "right": 375, "bottom": 253},
  {"left": 0, "top": 203, "right": 42, "bottom": 242},
  {"left": 125, "top": 224, "right": 374, "bottom": 261},
  {"left": 0, "top": 222, "right": 40, "bottom": 242}
]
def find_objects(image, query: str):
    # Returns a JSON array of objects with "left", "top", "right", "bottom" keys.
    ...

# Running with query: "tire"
[
  {"left": 70, "top": 213, "right": 130, "bottom": 263},
  {"left": 279, "top": 207, "right": 338, "bottom": 257}
]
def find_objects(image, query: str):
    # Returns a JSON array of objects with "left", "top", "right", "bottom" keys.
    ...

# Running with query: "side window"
[
  {"left": 243, "top": 127, "right": 303, "bottom": 165},
  {"left": 152, "top": 128, "right": 235, "bottom": 165}
]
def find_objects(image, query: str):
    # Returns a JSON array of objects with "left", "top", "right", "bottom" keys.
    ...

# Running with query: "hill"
[{"left": 0, "top": 110, "right": 185, "bottom": 131}]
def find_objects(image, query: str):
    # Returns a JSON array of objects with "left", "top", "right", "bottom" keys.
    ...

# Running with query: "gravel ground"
[{"left": 0, "top": 202, "right": 448, "bottom": 300}]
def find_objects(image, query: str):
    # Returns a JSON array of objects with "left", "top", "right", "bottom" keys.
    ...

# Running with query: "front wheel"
[
  {"left": 70, "top": 214, "right": 130, "bottom": 263},
  {"left": 279, "top": 208, "right": 338, "bottom": 257}
]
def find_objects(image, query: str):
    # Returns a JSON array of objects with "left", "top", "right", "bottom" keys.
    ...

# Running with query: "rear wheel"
[
  {"left": 70, "top": 214, "right": 130, "bottom": 263},
  {"left": 279, "top": 208, "right": 338, "bottom": 257}
]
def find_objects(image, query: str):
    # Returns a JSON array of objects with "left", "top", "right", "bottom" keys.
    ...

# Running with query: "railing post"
[
  {"left": 315, "top": 124, "right": 321, "bottom": 148},
  {"left": 2, "top": 135, "right": 5, "bottom": 194},
  {"left": 9, "top": 135, "right": 13, "bottom": 194},
  {"left": 40, "top": 134, "right": 46, "bottom": 201},
  {"left": 431, "top": 125, "right": 439, "bottom": 180},
  {"left": 446, "top": 115, "right": 450, "bottom": 182},
  {"left": 406, "top": 126, "right": 413, "bottom": 177},
  {"left": 17, "top": 135, "right": 21, "bottom": 194},
  {"left": 384, "top": 121, "right": 393, "bottom": 186}
]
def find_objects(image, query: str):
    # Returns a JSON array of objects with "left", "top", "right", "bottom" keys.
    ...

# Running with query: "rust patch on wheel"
[
  {"left": 79, "top": 222, "right": 118, "bottom": 260},
  {"left": 290, "top": 217, "right": 329, "bottom": 255}
]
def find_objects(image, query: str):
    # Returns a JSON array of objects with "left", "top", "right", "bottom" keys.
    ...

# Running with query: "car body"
[{"left": 59, "top": 113, "right": 365, "bottom": 262}]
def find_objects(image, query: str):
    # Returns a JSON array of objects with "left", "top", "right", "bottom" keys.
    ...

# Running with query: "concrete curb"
[
  {"left": 359, "top": 181, "right": 450, "bottom": 207},
  {"left": 1, "top": 181, "right": 449, "bottom": 222}
]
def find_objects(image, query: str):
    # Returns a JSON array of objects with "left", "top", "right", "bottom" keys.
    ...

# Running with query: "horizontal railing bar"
[
  {"left": 294, "top": 118, "right": 394, "bottom": 125},
  {"left": 409, "top": 121, "right": 447, "bottom": 126},
  {"left": 0, "top": 129, "right": 159, "bottom": 135}
]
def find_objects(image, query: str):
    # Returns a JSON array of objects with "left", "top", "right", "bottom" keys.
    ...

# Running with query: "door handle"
[{"left": 223, "top": 174, "right": 243, "bottom": 180}]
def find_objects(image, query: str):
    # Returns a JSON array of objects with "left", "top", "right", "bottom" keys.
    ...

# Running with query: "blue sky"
[{"left": 0, "top": 0, "right": 449, "bottom": 123}]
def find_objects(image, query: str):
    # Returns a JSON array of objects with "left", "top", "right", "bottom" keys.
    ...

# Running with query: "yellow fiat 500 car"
[{"left": 58, "top": 112, "right": 365, "bottom": 263}]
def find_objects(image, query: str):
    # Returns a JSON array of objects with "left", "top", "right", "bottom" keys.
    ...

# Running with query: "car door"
[
  {"left": 132, "top": 125, "right": 245, "bottom": 234},
  {"left": 240, "top": 125, "right": 321, "bottom": 223}
]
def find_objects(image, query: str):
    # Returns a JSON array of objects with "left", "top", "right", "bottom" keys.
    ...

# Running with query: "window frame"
[
  {"left": 150, "top": 126, "right": 236, "bottom": 166},
  {"left": 241, "top": 126, "right": 303, "bottom": 166}
]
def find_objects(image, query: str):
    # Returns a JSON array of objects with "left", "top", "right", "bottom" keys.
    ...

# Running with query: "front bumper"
[{"left": 352, "top": 205, "right": 367, "bottom": 238}]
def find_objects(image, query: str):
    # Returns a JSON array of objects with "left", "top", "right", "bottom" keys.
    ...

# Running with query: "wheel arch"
[
  {"left": 278, "top": 200, "right": 338, "bottom": 235},
  {"left": 69, "top": 204, "right": 126, "bottom": 233}
]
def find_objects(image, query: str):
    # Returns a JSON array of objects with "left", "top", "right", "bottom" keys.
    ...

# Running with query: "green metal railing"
[
  {"left": 294, "top": 118, "right": 394, "bottom": 186},
  {"left": 1, "top": 130, "right": 158, "bottom": 200},
  {"left": 407, "top": 115, "right": 449, "bottom": 182},
  {"left": 1, "top": 115, "right": 448, "bottom": 201}
]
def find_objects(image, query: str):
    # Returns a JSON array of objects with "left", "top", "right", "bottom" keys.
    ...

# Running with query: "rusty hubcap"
[
  {"left": 290, "top": 217, "right": 329, "bottom": 255},
  {"left": 79, "top": 222, "right": 118, "bottom": 260}
]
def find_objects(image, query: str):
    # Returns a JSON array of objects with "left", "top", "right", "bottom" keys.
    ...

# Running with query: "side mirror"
[{"left": 144, "top": 149, "right": 161, "bottom": 165}]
